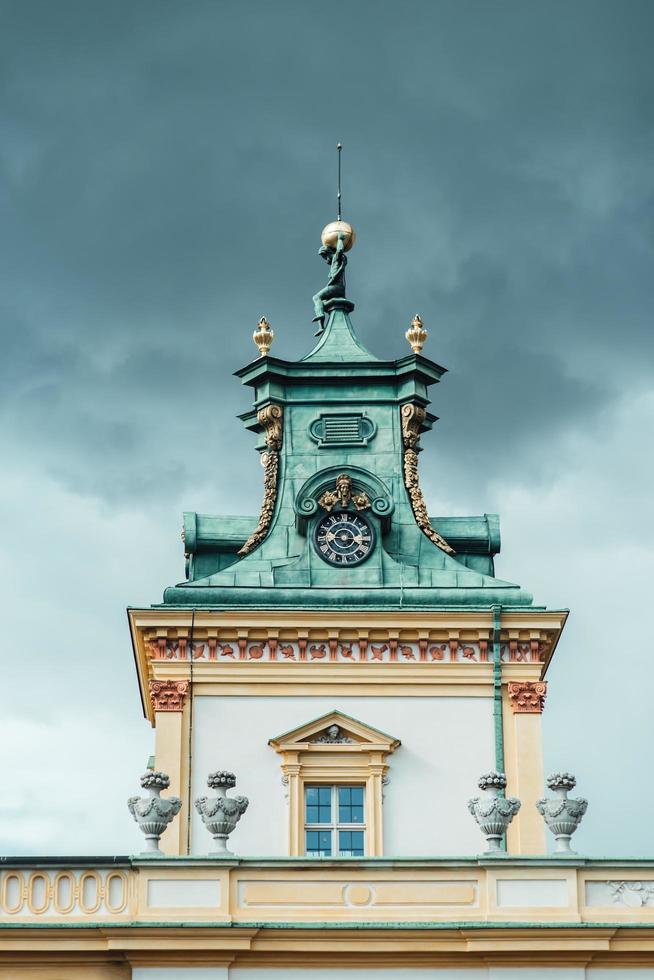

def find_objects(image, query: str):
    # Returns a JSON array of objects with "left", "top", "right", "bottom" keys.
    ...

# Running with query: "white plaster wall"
[{"left": 191, "top": 695, "right": 494, "bottom": 856}]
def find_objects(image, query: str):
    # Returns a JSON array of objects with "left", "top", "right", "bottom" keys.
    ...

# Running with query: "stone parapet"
[
  {"left": 3, "top": 858, "right": 654, "bottom": 968},
  {"left": 2, "top": 856, "right": 654, "bottom": 927}
]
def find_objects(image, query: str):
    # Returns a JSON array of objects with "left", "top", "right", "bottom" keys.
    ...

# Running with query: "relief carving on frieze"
[
  {"left": 400, "top": 404, "right": 455, "bottom": 555},
  {"left": 144, "top": 632, "right": 554, "bottom": 665},
  {"left": 239, "top": 404, "right": 283, "bottom": 556}
]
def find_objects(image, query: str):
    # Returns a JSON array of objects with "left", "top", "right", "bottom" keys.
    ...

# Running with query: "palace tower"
[{"left": 2, "top": 219, "right": 651, "bottom": 978}]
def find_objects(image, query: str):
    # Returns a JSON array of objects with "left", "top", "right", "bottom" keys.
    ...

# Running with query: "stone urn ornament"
[
  {"left": 127, "top": 771, "right": 182, "bottom": 855},
  {"left": 194, "top": 771, "right": 249, "bottom": 856},
  {"left": 467, "top": 771, "right": 521, "bottom": 853},
  {"left": 536, "top": 772, "right": 587, "bottom": 854}
]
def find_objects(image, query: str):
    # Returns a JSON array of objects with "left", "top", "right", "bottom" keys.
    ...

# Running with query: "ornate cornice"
[
  {"left": 508, "top": 680, "right": 547, "bottom": 713},
  {"left": 400, "top": 404, "right": 454, "bottom": 555},
  {"left": 239, "top": 404, "right": 283, "bottom": 556},
  {"left": 149, "top": 679, "right": 190, "bottom": 712}
]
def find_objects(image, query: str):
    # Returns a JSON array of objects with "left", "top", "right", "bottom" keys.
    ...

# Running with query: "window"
[
  {"left": 268, "top": 710, "right": 400, "bottom": 857},
  {"left": 305, "top": 785, "right": 365, "bottom": 856}
]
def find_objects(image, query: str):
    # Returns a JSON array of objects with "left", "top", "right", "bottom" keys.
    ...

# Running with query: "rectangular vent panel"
[{"left": 323, "top": 417, "right": 362, "bottom": 442}]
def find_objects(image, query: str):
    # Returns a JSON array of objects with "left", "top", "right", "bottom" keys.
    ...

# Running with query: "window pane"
[
  {"left": 305, "top": 787, "right": 331, "bottom": 824},
  {"left": 338, "top": 786, "right": 364, "bottom": 824},
  {"left": 306, "top": 830, "right": 332, "bottom": 856},
  {"left": 339, "top": 830, "right": 364, "bottom": 856}
]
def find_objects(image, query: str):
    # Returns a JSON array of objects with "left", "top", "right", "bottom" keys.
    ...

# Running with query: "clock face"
[{"left": 313, "top": 510, "right": 375, "bottom": 566}]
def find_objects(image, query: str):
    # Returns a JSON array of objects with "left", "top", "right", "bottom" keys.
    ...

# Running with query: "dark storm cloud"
[{"left": 1, "top": 0, "right": 653, "bottom": 507}]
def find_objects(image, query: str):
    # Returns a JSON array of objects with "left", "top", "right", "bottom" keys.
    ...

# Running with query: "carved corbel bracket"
[
  {"left": 400, "top": 404, "right": 454, "bottom": 555},
  {"left": 507, "top": 680, "right": 548, "bottom": 713}
]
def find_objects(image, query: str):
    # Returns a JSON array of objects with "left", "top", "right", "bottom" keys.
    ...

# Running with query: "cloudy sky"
[{"left": 1, "top": 0, "right": 652, "bottom": 856}]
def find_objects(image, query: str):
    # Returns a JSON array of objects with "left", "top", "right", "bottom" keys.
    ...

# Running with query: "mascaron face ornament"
[{"left": 318, "top": 473, "right": 370, "bottom": 513}]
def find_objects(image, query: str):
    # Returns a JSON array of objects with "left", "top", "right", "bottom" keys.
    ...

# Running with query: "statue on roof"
[{"left": 312, "top": 220, "right": 356, "bottom": 334}]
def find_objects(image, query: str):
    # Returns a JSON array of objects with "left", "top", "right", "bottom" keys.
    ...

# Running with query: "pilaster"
[
  {"left": 149, "top": 679, "right": 191, "bottom": 855},
  {"left": 503, "top": 678, "right": 548, "bottom": 855}
]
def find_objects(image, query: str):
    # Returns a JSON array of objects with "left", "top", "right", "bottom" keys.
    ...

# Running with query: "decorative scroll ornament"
[
  {"left": 405, "top": 313, "right": 428, "bottom": 354},
  {"left": 127, "top": 771, "right": 182, "bottom": 855},
  {"left": 400, "top": 404, "right": 455, "bottom": 555},
  {"left": 311, "top": 724, "right": 354, "bottom": 744},
  {"left": 536, "top": 772, "right": 587, "bottom": 854},
  {"left": 318, "top": 473, "right": 371, "bottom": 513},
  {"left": 508, "top": 680, "right": 548, "bottom": 713},
  {"left": 194, "top": 770, "right": 249, "bottom": 855},
  {"left": 239, "top": 404, "right": 283, "bottom": 555},
  {"left": 149, "top": 679, "right": 189, "bottom": 712},
  {"left": 467, "top": 771, "right": 521, "bottom": 853}
]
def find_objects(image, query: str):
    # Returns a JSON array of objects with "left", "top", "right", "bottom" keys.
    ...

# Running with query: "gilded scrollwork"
[
  {"left": 318, "top": 473, "right": 371, "bottom": 513},
  {"left": 400, "top": 404, "right": 455, "bottom": 555},
  {"left": 239, "top": 404, "right": 283, "bottom": 555}
]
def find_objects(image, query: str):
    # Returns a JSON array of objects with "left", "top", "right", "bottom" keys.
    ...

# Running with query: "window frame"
[
  {"left": 268, "top": 711, "right": 400, "bottom": 858},
  {"left": 304, "top": 784, "right": 366, "bottom": 857}
]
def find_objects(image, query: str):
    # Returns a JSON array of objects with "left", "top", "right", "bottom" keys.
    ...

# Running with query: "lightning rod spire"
[{"left": 336, "top": 142, "right": 342, "bottom": 220}]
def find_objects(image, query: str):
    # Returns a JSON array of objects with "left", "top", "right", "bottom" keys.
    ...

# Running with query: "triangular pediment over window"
[{"left": 268, "top": 710, "right": 400, "bottom": 753}]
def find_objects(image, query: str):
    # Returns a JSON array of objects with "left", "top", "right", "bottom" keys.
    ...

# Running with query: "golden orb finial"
[
  {"left": 406, "top": 314, "right": 428, "bottom": 354},
  {"left": 321, "top": 220, "right": 356, "bottom": 252},
  {"left": 253, "top": 316, "right": 274, "bottom": 356}
]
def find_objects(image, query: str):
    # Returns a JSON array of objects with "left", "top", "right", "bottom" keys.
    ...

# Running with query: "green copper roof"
[
  {"left": 162, "top": 254, "right": 536, "bottom": 610},
  {"left": 302, "top": 300, "right": 379, "bottom": 362}
]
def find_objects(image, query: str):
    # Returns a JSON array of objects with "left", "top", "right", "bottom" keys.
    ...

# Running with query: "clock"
[{"left": 313, "top": 510, "right": 375, "bottom": 566}]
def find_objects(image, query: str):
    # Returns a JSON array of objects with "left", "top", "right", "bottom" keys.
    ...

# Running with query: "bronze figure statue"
[{"left": 312, "top": 233, "right": 348, "bottom": 334}]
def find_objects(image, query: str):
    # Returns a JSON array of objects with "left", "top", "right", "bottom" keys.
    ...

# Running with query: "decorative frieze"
[
  {"left": 507, "top": 680, "right": 548, "bottom": 713},
  {"left": 239, "top": 404, "right": 283, "bottom": 556},
  {"left": 149, "top": 679, "right": 189, "bottom": 711},
  {"left": 144, "top": 633, "right": 555, "bottom": 665}
]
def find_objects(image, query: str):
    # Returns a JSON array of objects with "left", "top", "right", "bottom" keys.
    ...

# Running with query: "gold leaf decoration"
[
  {"left": 400, "top": 404, "right": 455, "bottom": 555},
  {"left": 238, "top": 404, "right": 283, "bottom": 555}
]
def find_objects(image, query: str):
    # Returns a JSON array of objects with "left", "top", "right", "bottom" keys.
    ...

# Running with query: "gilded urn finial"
[
  {"left": 253, "top": 316, "right": 274, "bottom": 356},
  {"left": 406, "top": 314, "right": 428, "bottom": 354}
]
